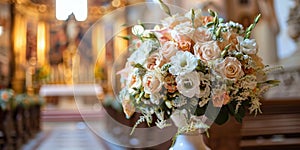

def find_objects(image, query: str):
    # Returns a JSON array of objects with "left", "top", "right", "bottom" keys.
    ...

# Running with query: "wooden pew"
[{"left": 241, "top": 100, "right": 300, "bottom": 150}]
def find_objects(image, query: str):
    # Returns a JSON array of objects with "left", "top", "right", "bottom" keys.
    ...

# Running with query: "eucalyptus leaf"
[{"left": 158, "top": 0, "right": 172, "bottom": 16}]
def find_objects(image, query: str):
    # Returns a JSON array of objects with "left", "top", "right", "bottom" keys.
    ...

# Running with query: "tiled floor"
[{"left": 21, "top": 120, "right": 203, "bottom": 150}]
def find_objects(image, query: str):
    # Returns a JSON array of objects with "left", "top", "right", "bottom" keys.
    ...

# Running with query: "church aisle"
[{"left": 22, "top": 121, "right": 111, "bottom": 150}]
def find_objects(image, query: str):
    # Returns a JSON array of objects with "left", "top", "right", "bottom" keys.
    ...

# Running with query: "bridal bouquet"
[{"left": 117, "top": 3, "right": 280, "bottom": 136}]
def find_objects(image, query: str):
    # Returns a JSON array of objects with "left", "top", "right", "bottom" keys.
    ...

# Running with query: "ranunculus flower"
[
  {"left": 176, "top": 71, "right": 200, "bottom": 98},
  {"left": 193, "top": 27, "right": 212, "bottom": 43},
  {"left": 143, "top": 71, "right": 163, "bottom": 94},
  {"left": 169, "top": 51, "right": 198, "bottom": 76},
  {"left": 237, "top": 36, "right": 257, "bottom": 54},
  {"left": 145, "top": 52, "right": 165, "bottom": 70},
  {"left": 193, "top": 41, "right": 221, "bottom": 62},
  {"left": 215, "top": 57, "right": 244, "bottom": 81},
  {"left": 164, "top": 73, "right": 177, "bottom": 93},
  {"left": 178, "top": 40, "right": 192, "bottom": 52},
  {"left": 159, "top": 41, "right": 178, "bottom": 60}
]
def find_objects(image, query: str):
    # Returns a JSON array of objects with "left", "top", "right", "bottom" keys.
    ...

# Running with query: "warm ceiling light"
[{"left": 56, "top": 0, "right": 88, "bottom": 21}]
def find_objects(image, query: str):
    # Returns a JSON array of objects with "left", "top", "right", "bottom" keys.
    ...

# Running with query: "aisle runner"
[{"left": 36, "top": 123, "right": 107, "bottom": 150}]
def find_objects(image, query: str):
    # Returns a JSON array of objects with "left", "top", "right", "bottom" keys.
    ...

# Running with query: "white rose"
[
  {"left": 215, "top": 57, "right": 244, "bottom": 81},
  {"left": 159, "top": 41, "right": 178, "bottom": 60},
  {"left": 193, "top": 41, "right": 221, "bottom": 62},
  {"left": 169, "top": 51, "right": 198, "bottom": 76},
  {"left": 143, "top": 71, "right": 163, "bottom": 94},
  {"left": 176, "top": 71, "right": 200, "bottom": 98},
  {"left": 171, "top": 21, "right": 195, "bottom": 41},
  {"left": 139, "top": 40, "right": 158, "bottom": 54},
  {"left": 237, "top": 36, "right": 257, "bottom": 54},
  {"left": 127, "top": 49, "right": 147, "bottom": 65}
]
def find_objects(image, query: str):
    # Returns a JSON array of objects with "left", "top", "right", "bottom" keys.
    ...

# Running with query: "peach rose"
[
  {"left": 143, "top": 71, "right": 163, "bottom": 94},
  {"left": 200, "top": 16, "right": 213, "bottom": 26},
  {"left": 217, "top": 32, "right": 238, "bottom": 50},
  {"left": 193, "top": 41, "right": 221, "bottom": 62},
  {"left": 212, "top": 91, "right": 230, "bottom": 107},
  {"left": 215, "top": 57, "right": 244, "bottom": 81},
  {"left": 145, "top": 52, "right": 165, "bottom": 70}
]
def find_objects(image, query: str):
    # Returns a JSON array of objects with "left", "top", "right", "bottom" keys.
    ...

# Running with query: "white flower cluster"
[{"left": 118, "top": 8, "right": 279, "bottom": 134}]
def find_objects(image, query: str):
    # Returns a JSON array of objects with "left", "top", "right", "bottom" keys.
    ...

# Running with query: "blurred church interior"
[{"left": 0, "top": 0, "right": 300, "bottom": 149}]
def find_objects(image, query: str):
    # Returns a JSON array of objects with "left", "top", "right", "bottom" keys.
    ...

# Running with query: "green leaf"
[
  {"left": 191, "top": 9, "right": 195, "bottom": 27},
  {"left": 208, "top": 9, "right": 215, "bottom": 17},
  {"left": 227, "top": 103, "right": 235, "bottom": 116},
  {"left": 234, "top": 106, "right": 245, "bottom": 123},
  {"left": 206, "top": 22, "right": 214, "bottom": 27},
  {"left": 194, "top": 104, "right": 207, "bottom": 116},
  {"left": 158, "top": 0, "right": 172, "bottom": 16},
  {"left": 214, "top": 107, "right": 229, "bottom": 125},
  {"left": 118, "top": 35, "right": 131, "bottom": 41},
  {"left": 254, "top": 14, "right": 261, "bottom": 24},
  {"left": 265, "top": 80, "right": 281, "bottom": 85}
]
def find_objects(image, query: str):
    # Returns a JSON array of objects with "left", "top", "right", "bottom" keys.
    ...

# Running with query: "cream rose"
[
  {"left": 143, "top": 71, "right": 163, "bottom": 94},
  {"left": 145, "top": 52, "right": 165, "bottom": 70},
  {"left": 127, "top": 69, "right": 142, "bottom": 94},
  {"left": 193, "top": 27, "right": 212, "bottom": 43},
  {"left": 159, "top": 41, "right": 178, "bottom": 60},
  {"left": 161, "top": 15, "right": 190, "bottom": 29},
  {"left": 171, "top": 21, "right": 195, "bottom": 41},
  {"left": 215, "top": 57, "right": 244, "bottom": 80},
  {"left": 193, "top": 41, "right": 221, "bottom": 62}
]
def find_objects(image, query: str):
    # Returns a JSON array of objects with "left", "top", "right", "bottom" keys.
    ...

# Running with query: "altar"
[{"left": 39, "top": 84, "right": 103, "bottom": 110}]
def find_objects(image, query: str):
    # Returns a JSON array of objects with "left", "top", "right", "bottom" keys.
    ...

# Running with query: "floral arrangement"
[
  {"left": 117, "top": 1, "right": 280, "bottom": 137},
  {"left": 0, "top": 89, "right": 14, "bottom": 110}
]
